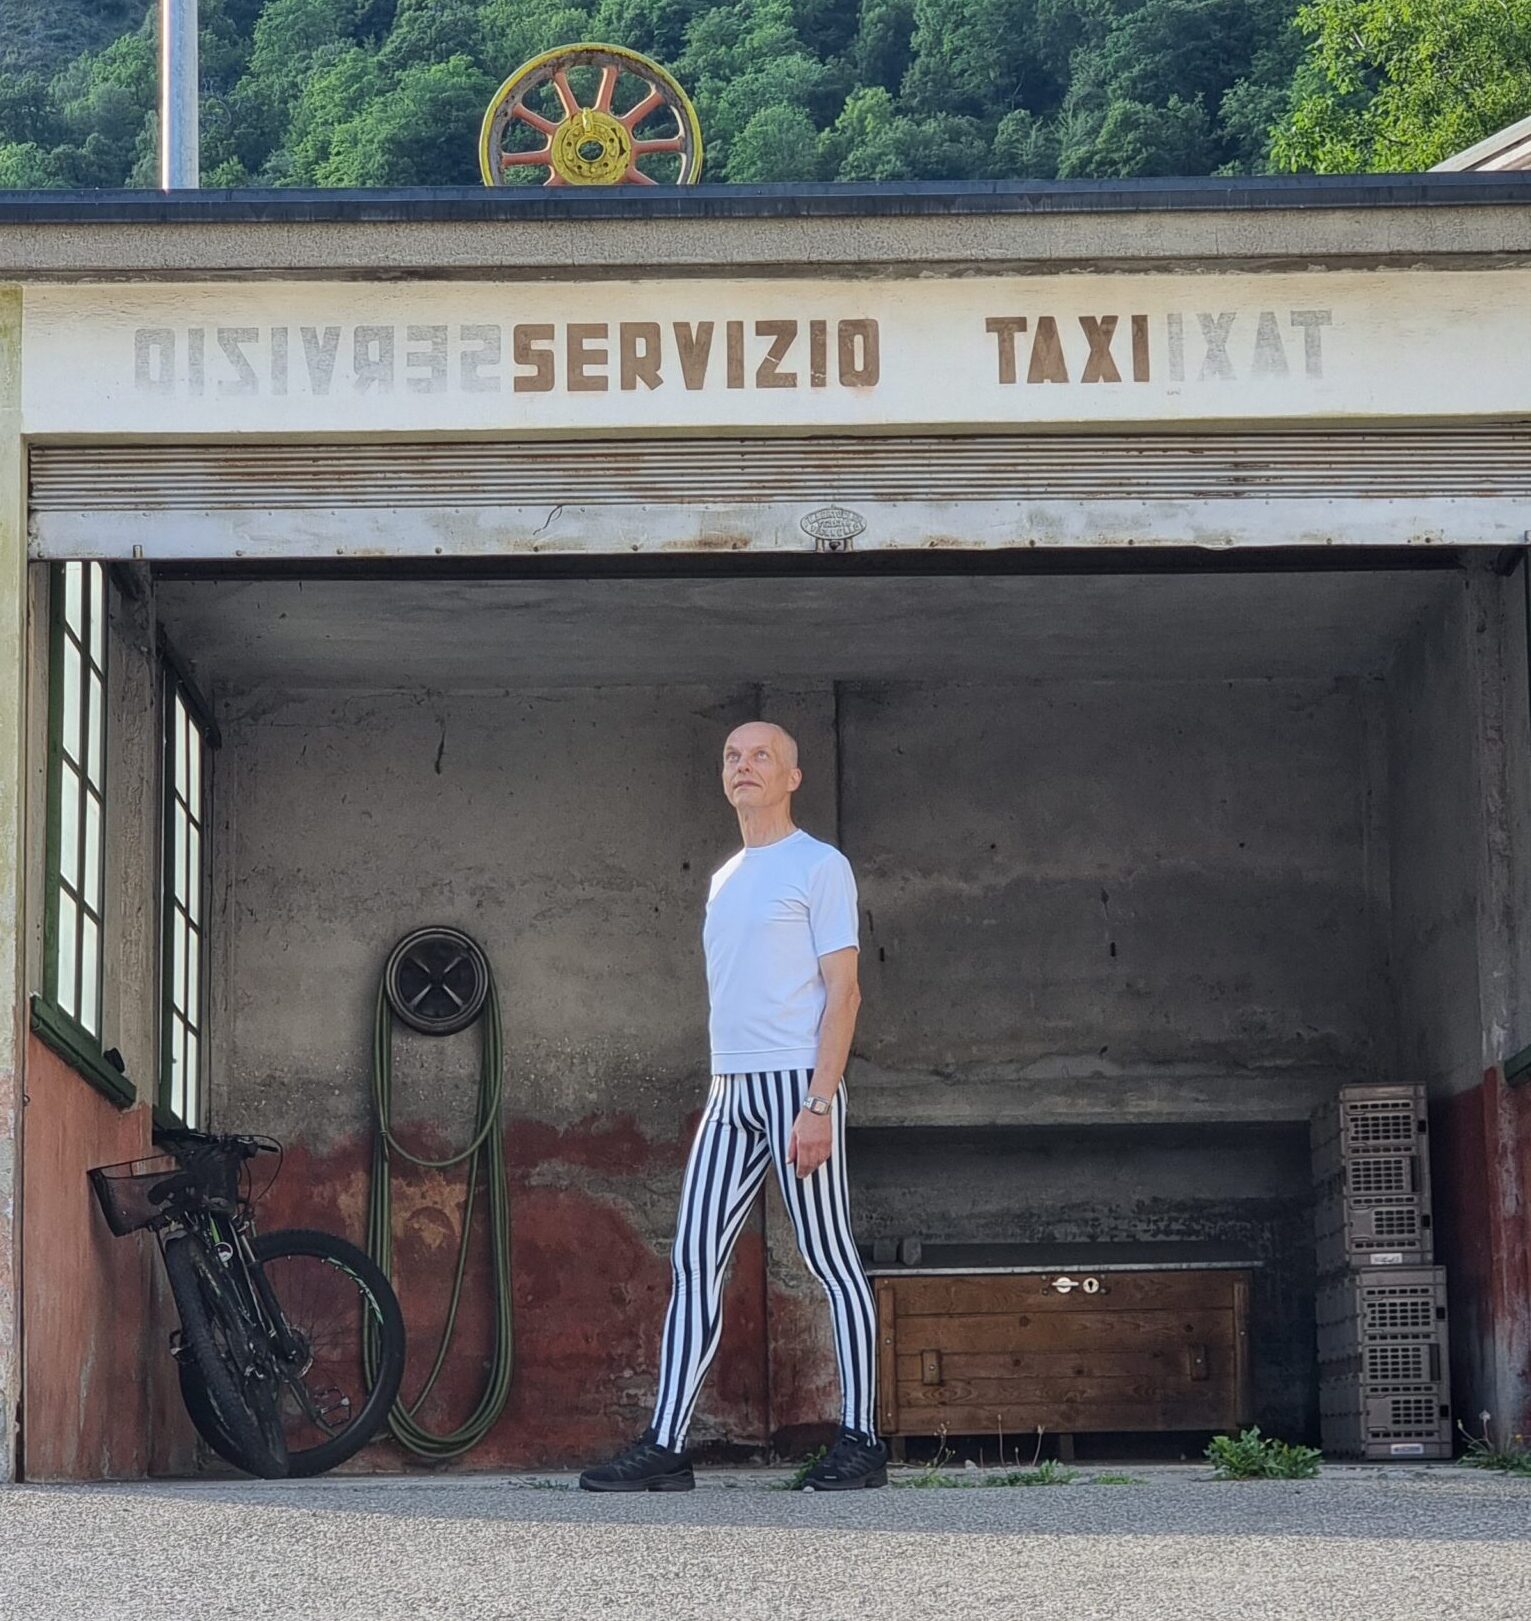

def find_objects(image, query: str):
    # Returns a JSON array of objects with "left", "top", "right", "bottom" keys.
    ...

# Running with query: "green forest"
[{"left": 1, "top": 0, "right": 1529, "bottom": 188}]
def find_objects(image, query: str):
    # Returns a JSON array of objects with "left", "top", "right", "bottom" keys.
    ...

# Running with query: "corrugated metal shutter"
[
  {"left": 30, "top": 428, "right": 1531, "bottom": 559},
  {"left": 29, "top": 428, "right": 1531, "bottom": 510}
]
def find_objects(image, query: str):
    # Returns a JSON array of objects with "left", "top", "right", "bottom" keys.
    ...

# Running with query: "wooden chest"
[{"left": 875, "top": 1268, "right": 1252, "bottom": 1441}]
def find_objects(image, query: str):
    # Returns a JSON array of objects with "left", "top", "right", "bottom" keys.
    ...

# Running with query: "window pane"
[
  {"left": 186, "top": 823, "right": 201, "bottom": 923},
  {"left": 173, "top": 811, "right": 187, "bottom": 906},
  {"left": 185, "top": 930, "right": 200, "bottom": 1024},
  {"left": 61, "top": 643, "right": 81, "bottom": 766},
  {"left": 172, "top": 918, "right": 187, "bottom": 1015},
  {"left": 63, "top": 562, "right": 82, "bottom": 637},
  {"left": 184, "top": 1030, "right": 199, "bottom": 1111},
  {"left": 88, "top": 563, "right": 104, "bottom": 668},
  {"left": 169, "top": 1019, "right": 183, "bottom": 1119},
  {"left": 87, "top": 672, "right": 103, "bottom": 786},
  {"left": 79, "top": 914, "right": 99, "bottom": 1036},
  {"left": 82, "top": 792, "right": 101, "bottom": 913},
  {"left": 59, "top": 764, "right": 80, "bottom": 889},
  {"left": 187, "top": 726, "right": 202, "bottom": 812},
  {"left": 56, "top": 892, "right": 78, "bottom": 1017},
  {"left": 174, "top": 695, "right": 188, "bottom": 803}
]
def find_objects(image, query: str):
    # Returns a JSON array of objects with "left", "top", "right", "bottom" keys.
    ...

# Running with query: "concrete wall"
[
  {"left": 844, "top": 677, "right": 1388, "bottom": 1127},
  {"left": 1388, "top": 568, "right": 1531, "bottom": 1441},
  {"left": 209, "top": 665, "right": 1383, "bottom": 1461},
  {"left": 212, "top": 683, "right": 774, "bottom": 1464}
]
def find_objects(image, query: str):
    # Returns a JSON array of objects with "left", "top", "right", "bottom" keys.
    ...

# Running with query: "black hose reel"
[
  {"left": 368, "top": 925, "right": 513, "bottom": 1461},
  {"left": 383, "top": 926, "right": 491, "bottom": 1036}
]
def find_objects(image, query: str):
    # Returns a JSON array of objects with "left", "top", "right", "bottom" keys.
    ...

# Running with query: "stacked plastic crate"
[{"left": 1312, "top": 1084, "right": 1453, "bottom": 1459}]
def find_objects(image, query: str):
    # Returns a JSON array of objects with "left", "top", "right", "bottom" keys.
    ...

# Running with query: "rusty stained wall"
[
  {"left": 1387, "top": 567, "right": 1531, "bottom": 1439},
  {"left": 208, "top": 657, "right": 1388, "bottom": 1467},
  {"left": 18, "top": 566, "right": 197, "bottom": 1480},
  {"left": 20, "top": 1037, "right": 198, "bottom": 1479}
]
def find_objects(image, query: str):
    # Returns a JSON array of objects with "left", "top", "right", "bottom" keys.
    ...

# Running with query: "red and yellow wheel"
[{"left": 479, "top": 44, "right": 704, "bottom": 188}]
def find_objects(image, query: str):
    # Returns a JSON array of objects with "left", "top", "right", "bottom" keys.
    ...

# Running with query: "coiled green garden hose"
[{"left": 364, "top": 969, "right": 514, "bottom": 1459}]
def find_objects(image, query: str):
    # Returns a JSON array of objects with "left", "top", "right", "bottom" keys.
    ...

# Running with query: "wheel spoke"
[
  {"left": 620, "top": 87, "right": 665, "bottom": 130},
  {"left": 512, "top": 103, "right": 558, "bottom": 138},
  {"left": 487, "top": 52, "right": 699, "bottom": 190},
  {"left": 552, "top": 70, "right": 580, "bottom": 121}
]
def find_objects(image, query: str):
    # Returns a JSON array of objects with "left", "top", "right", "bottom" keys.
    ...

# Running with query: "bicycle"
[{"left": 89, "top": 1127, "right": 406, "bottom": 1478}]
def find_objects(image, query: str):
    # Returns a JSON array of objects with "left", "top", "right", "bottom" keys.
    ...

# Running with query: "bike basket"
[{"left": 87, "top": 1155, "right": 183, "bottom": 1236}]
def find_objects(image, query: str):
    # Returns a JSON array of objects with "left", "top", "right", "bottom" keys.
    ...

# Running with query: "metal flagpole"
[{"left": 159, "top": 0, "right": 200, "bottom": 190}]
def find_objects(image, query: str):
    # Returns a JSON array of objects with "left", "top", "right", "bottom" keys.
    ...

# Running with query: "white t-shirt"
[{"left": 703, "top": 829, "right": 860, "bottom": 1076}]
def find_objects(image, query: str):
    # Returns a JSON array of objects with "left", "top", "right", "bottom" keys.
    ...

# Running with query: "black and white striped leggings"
[{"left": 649, "top": 1068, "right": 878, "bottom": 1451}]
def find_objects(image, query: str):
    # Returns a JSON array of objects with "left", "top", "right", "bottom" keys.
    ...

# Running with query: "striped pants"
[{"left": 649, "top": 1069, "right": 878, "bottom": 1451}]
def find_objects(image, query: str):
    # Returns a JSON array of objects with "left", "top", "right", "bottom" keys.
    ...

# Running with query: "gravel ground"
[{"left": 1, "top": 1464, "right": 1528, "bottom": 1621}]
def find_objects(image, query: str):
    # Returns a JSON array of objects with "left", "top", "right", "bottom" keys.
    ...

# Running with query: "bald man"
[{"left": 580, "top": 721, "right": 886, "bottom": 1493}]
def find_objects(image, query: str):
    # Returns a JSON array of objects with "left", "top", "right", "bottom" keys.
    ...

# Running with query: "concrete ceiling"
[{"left": 153, "top": 568, "right": 1458, "bottom": 694}]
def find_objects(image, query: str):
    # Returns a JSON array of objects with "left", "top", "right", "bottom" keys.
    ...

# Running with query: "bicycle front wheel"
[
  {"left": 248, "top": 1227, "right": 405, "bottom": 1476},
  {"left": 165, "top": 1234, "right": 289, "bottom": 1479}
]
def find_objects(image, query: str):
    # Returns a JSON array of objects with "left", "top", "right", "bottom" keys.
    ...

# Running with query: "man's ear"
[{"left": 789, "top": 767, "right": 804, "bottom": 792}]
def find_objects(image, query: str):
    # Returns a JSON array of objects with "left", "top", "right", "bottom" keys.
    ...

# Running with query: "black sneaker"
[
  {"left": 578, "top": 1431, "right": 695, "bottom": 1493},
  {"left": 801, "top": 1428, "right": 888, "bottom": 1491}
]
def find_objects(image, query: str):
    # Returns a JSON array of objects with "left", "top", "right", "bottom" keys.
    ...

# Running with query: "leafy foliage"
[
  {"left": 1206, "top": 1426, "right": 1323, "bottom": 1480},
  {"left": 1270, "top": 1, "right": 1531, "bottom": 172},
  {"left": 0, "top": 0, "right": 1524, "bottom": 188},
  {"left": 1458, "top": 1416, "right": 1531, "bottom": 1476}
]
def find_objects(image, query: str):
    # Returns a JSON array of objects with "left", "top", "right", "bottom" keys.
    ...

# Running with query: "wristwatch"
[{"left": 801, "top": 1094, "right": 832, "bottom": 1116}]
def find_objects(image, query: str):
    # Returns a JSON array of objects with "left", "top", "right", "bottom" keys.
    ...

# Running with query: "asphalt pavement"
[{"left": 1, "top": 1464, "right": 1528, "bottom": 1621}]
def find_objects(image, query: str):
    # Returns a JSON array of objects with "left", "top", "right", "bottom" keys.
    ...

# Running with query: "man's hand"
[{"left": 788, "top": 1107, "right": 834, "bottom": 1179}]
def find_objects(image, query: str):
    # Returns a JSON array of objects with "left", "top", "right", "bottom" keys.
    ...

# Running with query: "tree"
[
  {"left": 900, "top": 0, "right": 1057, "bottom": 121},
  {"left": 0, "top": 141, "right": 66, "bottom": 187},
  {"left": 1272, "top": 0, "right": 1531, "bottom": 172},
  {"left": 314, "top": 55, "right": 493, "bottom": 184},
  {"left": 1059, "top": 93, "right": 1217, "bottom": 176},
  {"left": 0, "top": 0, "right": 1391, "bottom": 189},
  {"left": 992, "top": 106, "right": 1059, "bottom": 177},
  {"left": 728, "top": 102, "right": 821, "bottom": 178},
  {"left": 677, "top": 0, "right": 829, "bottom": 176},
  {"left": 849, "top": 0, "right": 916, "bottom": 93}
]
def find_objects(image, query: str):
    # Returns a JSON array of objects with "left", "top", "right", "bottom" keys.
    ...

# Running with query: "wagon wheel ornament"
[{"left": 479, "top": 44, "right": 703, "bottom": 188}]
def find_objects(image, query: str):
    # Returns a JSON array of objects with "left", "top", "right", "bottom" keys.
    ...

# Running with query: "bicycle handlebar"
[{"left": 154, "top": 1126, "right": 278, "bottom": 1159}]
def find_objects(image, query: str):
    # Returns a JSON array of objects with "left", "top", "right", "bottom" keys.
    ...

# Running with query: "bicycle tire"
[
  {"left": 182, "top": 1228, "right": 405, "bottom": 1477},
  {"left": 164, "top": 1234, "right": 289, "bottom": 1479}
]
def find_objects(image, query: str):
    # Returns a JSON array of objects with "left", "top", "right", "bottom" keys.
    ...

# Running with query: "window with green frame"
[
  {"left": 161, "top": 658, "right": 212, "bottom": 1128},
  {"left": 32, "top": 561, "right": 130, "bottom": 1105}
]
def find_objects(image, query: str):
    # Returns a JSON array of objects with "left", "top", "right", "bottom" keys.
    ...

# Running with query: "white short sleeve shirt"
[{"left": 703, "top": 829, "right": 860, "bottom": 1076}]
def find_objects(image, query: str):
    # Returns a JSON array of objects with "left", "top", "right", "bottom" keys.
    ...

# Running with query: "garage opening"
[{"left": 23, "top": 547, "right": 1527, "bottom": 1475}]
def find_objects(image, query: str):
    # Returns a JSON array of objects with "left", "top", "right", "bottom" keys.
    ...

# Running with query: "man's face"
[{"left": 722, "top": 724, "right": 801, "bottom": 811}]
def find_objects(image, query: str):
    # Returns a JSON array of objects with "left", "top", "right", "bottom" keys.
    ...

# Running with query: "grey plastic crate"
[
  {"left": 1314, "top": 1193, "right": 1433, "bottom": 1275},
  {"left": 1320, "top": 1340, "right": 1447, "bottom": 1386},
  {"left": 1313, "top": 1146, "right": 1431, "bottom": 1202},
  {"left": 1319, "top": 1377, "right": 1452, "bottom": 1460},
  {"left": 1310, "top": 1084, "right": 1428, "bottom": 1159},
  {"left": 1316, "top": 1267, "right": 1448, "bottom": 1363}
]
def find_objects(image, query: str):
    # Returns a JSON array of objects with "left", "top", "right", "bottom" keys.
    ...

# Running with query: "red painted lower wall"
[
  {"left": 1432, "top": 1068, "right": 1531, "bottom": 1443},
  {"left": 254, "top": 1114, "right": 775, "bottom": 1470},
  {"left": 20, "top": 1036, "right": 197, "bottom": 1480}
]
